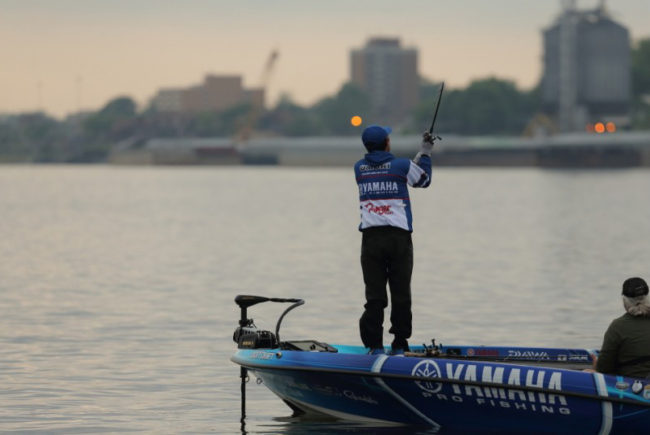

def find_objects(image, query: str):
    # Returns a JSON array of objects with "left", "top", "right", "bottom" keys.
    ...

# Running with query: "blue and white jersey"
[{"left": 354, "top": 151, "right": 432, "bottom": 232}]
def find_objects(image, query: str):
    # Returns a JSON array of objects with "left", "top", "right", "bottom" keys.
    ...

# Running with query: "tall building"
[
  {"left": 350, "top": 37, "right": 419, "bottom": 124},
  {"left": 541, "top": 0, "right": 630, "bottom": 132},
  {"left": 151, "top": 75, "right": 264, "bottom": 114}
]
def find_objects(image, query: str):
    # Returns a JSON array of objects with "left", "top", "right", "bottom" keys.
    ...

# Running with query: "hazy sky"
[{"left": 2, "top": 0, "right": 649, "bottom": 118}]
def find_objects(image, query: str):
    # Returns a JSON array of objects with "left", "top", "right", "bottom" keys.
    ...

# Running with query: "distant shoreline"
[{"left": 105, "top": 132, "right": 650, "bottom": 168}]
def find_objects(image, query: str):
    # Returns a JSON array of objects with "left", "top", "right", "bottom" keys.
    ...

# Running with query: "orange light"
[
  {"left": 594, "top": 122, "right": 606, "bottom": 134},
  {"left": 350, "top": 115, "right": 362, "bottom": 127},
  {"left": 605, "top": 122, "right": 616, "bottom": 133},
  {"left": 586, "top": 123, "right": 595, "bottom": 133}
]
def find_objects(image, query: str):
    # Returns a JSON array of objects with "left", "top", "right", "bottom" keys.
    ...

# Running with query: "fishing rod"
[{"left": 427, "top": 81, "right": 445, "bottom": 142}]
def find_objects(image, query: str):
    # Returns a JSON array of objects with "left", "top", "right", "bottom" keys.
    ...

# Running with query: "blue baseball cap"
[{"left": 362, "top": 125, "right": 392, "bottom": 149}]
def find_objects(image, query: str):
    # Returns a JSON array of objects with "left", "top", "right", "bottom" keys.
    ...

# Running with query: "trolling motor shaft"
[{"left": 234, "top": 295, "right": 305, "bottom": 427}]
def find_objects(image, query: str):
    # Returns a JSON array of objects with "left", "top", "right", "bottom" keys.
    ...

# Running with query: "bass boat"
[{"left": 231, "top": 295, "right": 650, "bottom": 433}]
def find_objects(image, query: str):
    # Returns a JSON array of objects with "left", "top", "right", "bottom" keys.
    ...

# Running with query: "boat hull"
[{"left": 232, "top": 346, "right": 650, "bottom": 434}]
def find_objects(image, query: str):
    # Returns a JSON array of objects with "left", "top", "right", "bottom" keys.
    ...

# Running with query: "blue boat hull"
[{"left": 232, "top": 345, "right": 650, "bottom": 434}]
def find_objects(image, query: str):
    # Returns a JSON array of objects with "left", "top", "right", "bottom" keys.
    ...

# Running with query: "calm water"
[{"left": 1, "top": 165, "right": 649, "bottom": 433}]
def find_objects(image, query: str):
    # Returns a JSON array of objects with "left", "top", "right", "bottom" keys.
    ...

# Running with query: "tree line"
[{"left": 2, "top": 38, "right": 649, "bottom": 163}]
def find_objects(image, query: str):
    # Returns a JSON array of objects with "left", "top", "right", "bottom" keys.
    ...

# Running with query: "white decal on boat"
[
  {"left": 507, "top": 350, "right": 550, "bottom": 359},
  {"left": 344, "top": 390, "right": 379, "bottom": 404},
  {"left": 412, "top": 360, "right": 443, "bottom": 393},
  {"left": 412, "top": 360, "right": 570, "bottom": 415},
  {"left": 250, "top": 351, "right": 275, "bottom": 360}
]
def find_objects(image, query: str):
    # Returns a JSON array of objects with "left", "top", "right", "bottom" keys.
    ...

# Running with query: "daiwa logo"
[
  {"left": 508, "top": 350, "right": 549, "bottom": 359},
  {"left": 412, "top": 360, "right": 443, "bottom": 393}
]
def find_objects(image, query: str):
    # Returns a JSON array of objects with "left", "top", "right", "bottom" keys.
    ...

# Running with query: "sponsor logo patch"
[
  {"left": 359, "top": 181, "right": 399, "bottom": 195},
  {"left": 364, "top": 202, "right": 393, "bottom": 215}
]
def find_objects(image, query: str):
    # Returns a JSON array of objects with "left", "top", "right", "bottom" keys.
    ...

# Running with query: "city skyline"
[{"left": 2, "top": 0, "right": 649, "bottom": 118}]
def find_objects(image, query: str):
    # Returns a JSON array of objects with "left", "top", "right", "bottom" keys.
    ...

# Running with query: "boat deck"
[{"left": 282, "top": 340, "right": 593, "bottom": 371}]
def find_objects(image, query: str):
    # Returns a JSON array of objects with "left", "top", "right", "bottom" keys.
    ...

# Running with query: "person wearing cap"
[
  {"left": 354, "top": 125, "right": 434, "bottom": 356},
  {"left": 594, "top": 277, "right": 650, "bottom": 378}
]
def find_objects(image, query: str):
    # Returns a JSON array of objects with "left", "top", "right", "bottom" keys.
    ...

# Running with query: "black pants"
[{"left": 359, "top": 226, "right": 413, "bottom": 351}]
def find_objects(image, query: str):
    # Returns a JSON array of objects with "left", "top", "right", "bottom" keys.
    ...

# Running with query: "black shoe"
[{"left": 391, "top": 340, "right": 410, "bottom": 354}]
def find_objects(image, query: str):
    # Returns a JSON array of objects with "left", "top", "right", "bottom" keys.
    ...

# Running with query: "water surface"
[{"left": 1, "top": 165, "right": 648, "bottom": 433}]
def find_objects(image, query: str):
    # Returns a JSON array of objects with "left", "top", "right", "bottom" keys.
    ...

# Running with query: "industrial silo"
[{"left": 541, "top": 1, "right": 630, "bottom": 132}]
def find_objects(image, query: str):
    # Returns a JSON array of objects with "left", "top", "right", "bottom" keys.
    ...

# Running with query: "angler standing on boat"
[
  {"left": 595, "top": 277, "right": 650, "bottom": 378},
  {"left": 354, "top": 125, "right": 434, "bottom": 355}
]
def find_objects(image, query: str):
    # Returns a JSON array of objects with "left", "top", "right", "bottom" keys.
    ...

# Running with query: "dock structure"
[{"left": 109, "top": 132, "right": 650, "bottom": 168}]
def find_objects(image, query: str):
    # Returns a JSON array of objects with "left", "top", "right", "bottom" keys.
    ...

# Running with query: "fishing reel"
[{"left": 233, "top": 295, "right": 304, "bottom": 350}]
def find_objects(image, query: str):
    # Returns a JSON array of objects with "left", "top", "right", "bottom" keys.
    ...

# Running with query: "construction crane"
[{"left": 236, "top": 50, "right": 279, "bottom": 144}]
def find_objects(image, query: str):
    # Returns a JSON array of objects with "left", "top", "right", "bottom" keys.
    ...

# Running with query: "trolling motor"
[
  {"left": 233, "top": 295, "right": 304, "bottom": 428},
  {"left": 233, "top": 295, "right": 304, "bottom": 349}
]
